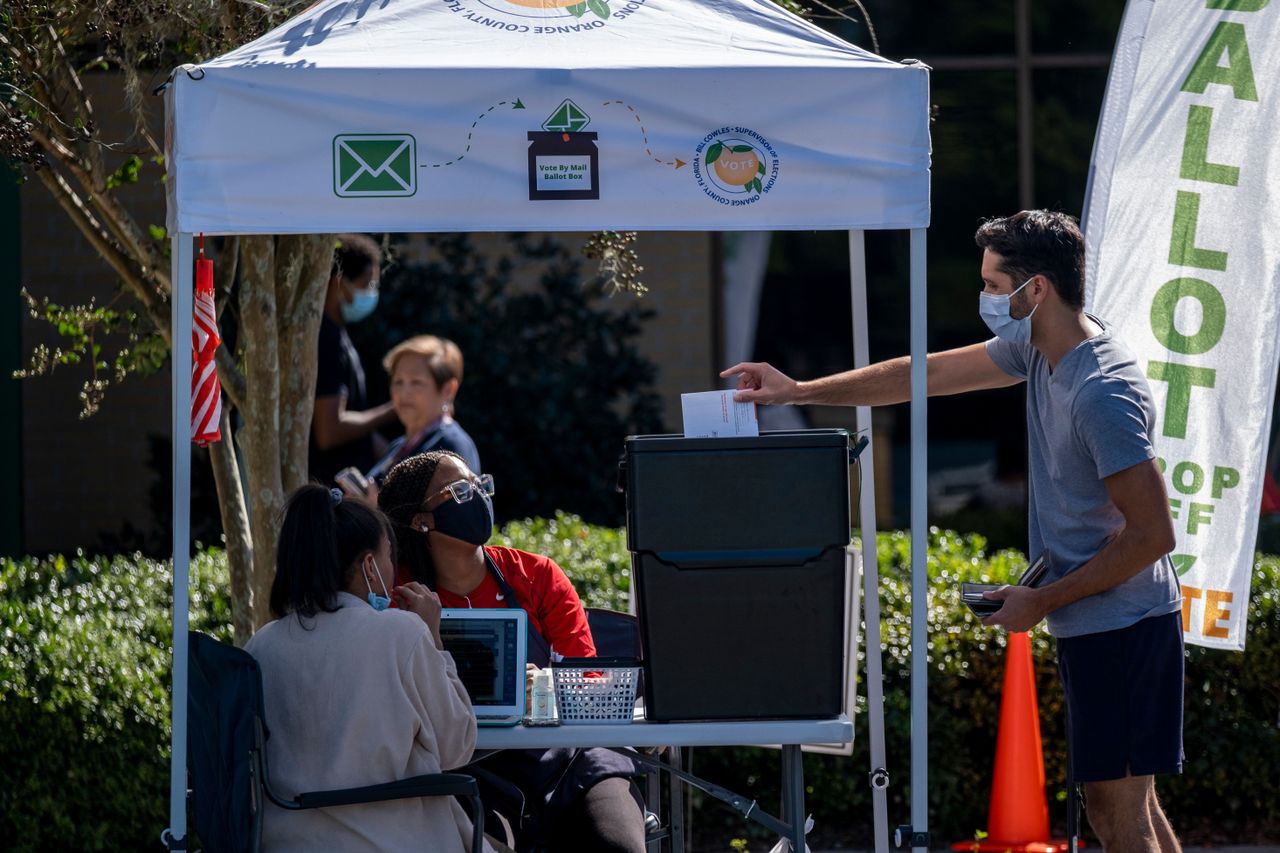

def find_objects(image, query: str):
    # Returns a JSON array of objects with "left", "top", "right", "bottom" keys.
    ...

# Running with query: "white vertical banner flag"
[{"left": 1084, "top": 0, "right": 1280, "bottom": 650}]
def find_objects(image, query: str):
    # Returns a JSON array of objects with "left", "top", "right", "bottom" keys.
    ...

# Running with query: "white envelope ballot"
[{"left": 681, "top": 390, "right": 759, "bottom": 438}]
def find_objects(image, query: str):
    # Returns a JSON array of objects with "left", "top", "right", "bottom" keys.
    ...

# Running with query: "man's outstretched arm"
[{"left": 721, "top": 342, "right": 1021, "bottom": 407}]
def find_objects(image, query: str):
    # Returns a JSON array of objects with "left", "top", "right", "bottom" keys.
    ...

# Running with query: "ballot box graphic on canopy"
[{"left": 528, "top": 99, "right": 600, "bottom": 201}]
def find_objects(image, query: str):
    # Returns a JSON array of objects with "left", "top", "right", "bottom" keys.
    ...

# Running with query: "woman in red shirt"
[{"left": 378, "top": 450, "right": 644, "bottom": 853}]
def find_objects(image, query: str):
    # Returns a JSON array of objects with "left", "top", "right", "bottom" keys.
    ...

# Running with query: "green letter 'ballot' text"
[
  {"left": 1170, "top": 191, "right": 1229, "bottom": 271},
  {"left": 1181, "top": 105, "right": 1241, "bottom": 186},
  {"left": 1148, "top": 361, "right": 1217, "bottom": 439},
  {"left": 1150, "top": 277, "right": 1227, "bottom": 355},
  {"left": 1206, "top": 0, "right": 1269, "bottom": 10},
  {"left": 1182, "top": 22, "right": 1259, "bottom": 101}
]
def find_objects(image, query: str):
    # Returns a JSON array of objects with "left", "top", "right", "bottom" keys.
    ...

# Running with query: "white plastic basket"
[{"left": 551, "top": 657, "right": 641, "bottom": 725}]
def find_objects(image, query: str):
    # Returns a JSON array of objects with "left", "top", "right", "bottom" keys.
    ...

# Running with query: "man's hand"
[
  {"left": 982, "top": 585, "right": 1049, "bottom": 633},
  {"left": 994, "top": 460, "right": 1177, "bottom": 625},
  {"left": 394, "top": 582, "right": 443, "bottom": 647},
  {"left": 720, "top": 361, "right": 799, "bottom": 405}
]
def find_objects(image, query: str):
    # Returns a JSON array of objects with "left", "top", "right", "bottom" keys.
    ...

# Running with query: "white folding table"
[{"left": 475, "top": 714, "right": 853, "bottom": 852}]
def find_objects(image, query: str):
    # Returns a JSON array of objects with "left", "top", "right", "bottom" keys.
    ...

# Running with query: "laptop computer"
[{"left": 438, "top": 608, "right": 528, "bottom": 727}]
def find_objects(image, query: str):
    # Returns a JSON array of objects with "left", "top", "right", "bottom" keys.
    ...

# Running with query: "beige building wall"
[{"left": 601, "top": 231, "right": 716, "bottom": 431}]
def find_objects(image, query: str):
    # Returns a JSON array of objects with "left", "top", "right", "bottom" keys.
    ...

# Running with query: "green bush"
[
  {"left": 494, "top": 511, "right": 633, "bottom": 611},
  {"left": 2, "top": 526, "right": 1278, "bottom": 850},
  {"left": 0, "top": 515, "right": 621, "bottom": 851},
  {"left": 0, "top": 549, "right": 230, "bottom": 852}
]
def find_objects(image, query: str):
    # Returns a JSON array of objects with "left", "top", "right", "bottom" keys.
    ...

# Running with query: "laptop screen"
[{"left": 439, "top": 613, "right": 522, "bottom": 708}]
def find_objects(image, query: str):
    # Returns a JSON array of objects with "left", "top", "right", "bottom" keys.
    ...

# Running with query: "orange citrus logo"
[
  {"left": 693, "top": 127, "right": 779, "bottom": 206},
  {"left": 494, "top": 0, "right": 613, "bottom": 18},
  {"left": 712, "top": 147, "right": 761, "bottom": 187},
  {"left": 460, "top": 0, "right": 639, "bottom": 29}
]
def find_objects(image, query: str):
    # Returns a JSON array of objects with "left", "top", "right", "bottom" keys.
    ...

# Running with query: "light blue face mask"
[
  {"left": 363, "top": 558, "right": 392, "bottom": 611},
  {"left": 341, "top": 287, "right": 379, "bottom": 324},
  {"left": 978, "top": 277, "right": 1037, "bottom": 343}
]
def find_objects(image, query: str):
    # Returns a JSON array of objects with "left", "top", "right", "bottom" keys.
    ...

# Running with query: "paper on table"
[{"left": 681, "top": 390, "right": 759, "bottom": 438}]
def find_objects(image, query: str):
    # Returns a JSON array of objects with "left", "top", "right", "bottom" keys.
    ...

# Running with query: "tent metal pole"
[
  {"left": 849, "top": 229, "right": 890, "bottom": 853},
  {"left": 908, "top": 227, "right": 929, "bottom": 852},
  {"left": 166, "top": 231, "right": 195, "bottom": 851}
]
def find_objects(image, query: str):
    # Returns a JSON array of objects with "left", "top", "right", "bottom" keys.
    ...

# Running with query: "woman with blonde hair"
[{"left": 366, "top": 334, "right": 481, "bottom": 488}]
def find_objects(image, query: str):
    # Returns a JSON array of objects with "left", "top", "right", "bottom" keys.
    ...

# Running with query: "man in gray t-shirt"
[
  {"left": 985, "top": 325, "right": 1181, "bottom": 637},
  {"left": 722, "top": 210, "right": 1184, "bottom": 853}
]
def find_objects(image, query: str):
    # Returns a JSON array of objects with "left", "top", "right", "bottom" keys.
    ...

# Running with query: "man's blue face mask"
[
  {"left": 341, "top": 287, "right": 379, "bottom": 324},
  {"left": 979, "top": 276, "right": 1037, "bottom": 344}
]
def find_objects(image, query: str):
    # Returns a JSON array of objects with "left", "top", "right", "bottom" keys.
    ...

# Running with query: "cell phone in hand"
[
  {"left": 961, "top": 552, "right": 1052, "bottom": 620},
  {"left": 961, "top": 582, "right": 1005, "bottom": 617},
  {"left": 1017, "top": 552, "right": 1052, "bottom": 588},
  {"left": 335, "top": 466, "right": 369, "bottom": 495}
]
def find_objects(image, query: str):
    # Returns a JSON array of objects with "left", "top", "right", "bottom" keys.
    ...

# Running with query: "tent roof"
[
  {"left": 167, "top": 0, "right": 930, "bottom": 234},
  {"left": 208, "top": 0, "right": 899, "bottom": 71}
]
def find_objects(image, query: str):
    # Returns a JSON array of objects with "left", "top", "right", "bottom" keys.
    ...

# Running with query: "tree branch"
[
  {"left": 216, "top": 346, "right": 247, "bottom": 412},
  {"left": 275, "top": 234, "right": 331, "bottom": 494},
  {"left": 43, "top": 22, "right": 105, "bottom": 178},
  {"left": 31, "top": 160, "right": 171, "bottom": 344},
  {"left": 30, "top": 125, "right": 169, "bottom": 289},
  {"left": 0, "top": 33, "right": 63, "bottom": 139},
  {"left": 208, "top": 236, "right": 247, "bottom": 411},
  {"left": 208, "top": 403, "right": 256, "bottom": 646},
  {"left": 238, "top": 235, "right": 285, "bottom": 629}
]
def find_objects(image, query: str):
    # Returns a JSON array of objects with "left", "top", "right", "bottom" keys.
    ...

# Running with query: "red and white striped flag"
[{"left": 191, "top": 246, "right": 222, "bottom": 446}]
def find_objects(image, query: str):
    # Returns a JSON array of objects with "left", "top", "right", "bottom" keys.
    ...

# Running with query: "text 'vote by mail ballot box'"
[{"left": 622, "top": 429, "right": 855, "bottom": 721}]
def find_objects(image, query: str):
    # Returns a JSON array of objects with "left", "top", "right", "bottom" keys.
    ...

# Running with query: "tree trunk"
[
  {"left": 207, "top": 404, "right": 255, "bottom": 646},
  {"left": 238, "top": 236, "right": 285, "bottom": 630},
  {"left": 275, "top": 234, "right": 331, "bottom": 495},
  {"left": 231, "top": 234, "right": 333, "bottom": 632}
]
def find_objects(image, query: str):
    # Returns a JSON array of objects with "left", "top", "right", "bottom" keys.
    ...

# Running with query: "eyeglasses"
[{"left": 430, "top": 474, "right": 494, "bottom": 506}]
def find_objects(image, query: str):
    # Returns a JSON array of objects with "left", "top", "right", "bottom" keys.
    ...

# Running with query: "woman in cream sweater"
[{"left": 245, "top": 484, "right": 481, "bottom": 852}]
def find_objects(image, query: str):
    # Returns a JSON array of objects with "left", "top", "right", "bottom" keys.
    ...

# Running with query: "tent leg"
[
  {"left": 908, "top": 227, "right": 929, "bottom": 853},
  {"left": 166, "top": 231, "right": 195, "bottom": 850},
  {"left": 849, "top": 230, "right": 890, "bottom": 853}
]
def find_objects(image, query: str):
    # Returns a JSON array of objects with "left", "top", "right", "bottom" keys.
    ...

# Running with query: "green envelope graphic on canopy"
[{"left": 333, "top": 134, "right": 417, "bottom": 197}]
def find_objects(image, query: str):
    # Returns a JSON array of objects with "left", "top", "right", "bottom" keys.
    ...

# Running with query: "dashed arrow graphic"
[
  {"left": 601, "top": 100, "right": 685, "bottom": 169},
  {"left": 421, "top": 98, "right": 526, "bottom": 168}
]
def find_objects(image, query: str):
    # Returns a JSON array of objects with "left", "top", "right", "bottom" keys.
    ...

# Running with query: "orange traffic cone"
[{"left": 952, "top": 632, "right": 1073, "bottom": 853}]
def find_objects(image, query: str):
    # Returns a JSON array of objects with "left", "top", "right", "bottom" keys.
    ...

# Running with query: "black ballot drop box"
[{"left": 621, "top": 429, "right": 856, "bottom": 721}]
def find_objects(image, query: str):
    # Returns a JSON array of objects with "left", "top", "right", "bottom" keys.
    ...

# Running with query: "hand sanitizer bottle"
[{"left": 527, "top": 668, "right": 559, "bottom": 726}]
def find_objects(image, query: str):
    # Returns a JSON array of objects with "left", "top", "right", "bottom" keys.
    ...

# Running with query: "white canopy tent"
[{"left": 163, "top": 0, "right": 932, "bottom": 848}]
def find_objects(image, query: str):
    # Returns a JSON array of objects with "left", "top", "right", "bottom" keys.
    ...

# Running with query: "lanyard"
[{"left": 484, "top": 551, "right": 552, "bottom": 668}]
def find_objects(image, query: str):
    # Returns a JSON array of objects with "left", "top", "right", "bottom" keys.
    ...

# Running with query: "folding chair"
[
  {"left": 585, "top": 607, "right": 642, "bottom": 664},
  {"left": 186, "top": 630, "right": 484, "bottom": 853}
]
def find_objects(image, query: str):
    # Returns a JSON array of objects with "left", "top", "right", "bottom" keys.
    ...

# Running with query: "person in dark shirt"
[{"left": 309, "top": 234, "right": 397, "bottom": 486}]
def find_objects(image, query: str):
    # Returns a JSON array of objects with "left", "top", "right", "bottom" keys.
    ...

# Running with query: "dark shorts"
[{"left": 1056, "top": 611, "right": 1185, "bottom": 783}]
